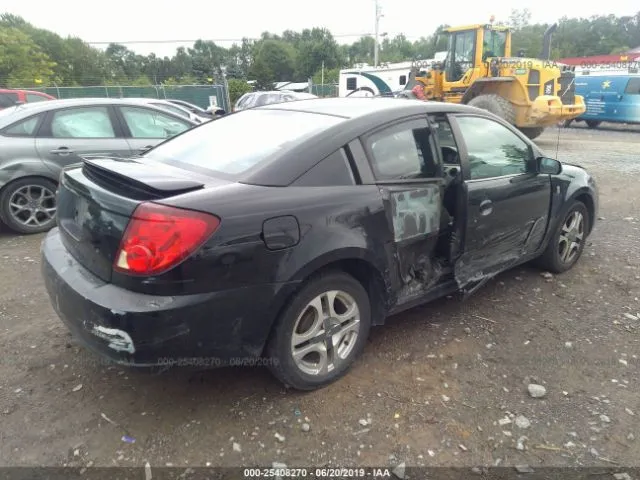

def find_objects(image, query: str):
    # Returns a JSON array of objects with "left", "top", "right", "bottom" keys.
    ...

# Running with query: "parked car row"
[
  {"left": 0, "top": 98, "right": 200, "bottom": 233},
  {"left": 0, "top": 90, "right": 315, "bottom": 235}
]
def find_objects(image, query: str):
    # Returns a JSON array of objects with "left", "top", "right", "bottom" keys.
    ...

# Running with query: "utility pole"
[{"left": 374, "top": 0, "right": 383, "bottom": 67}]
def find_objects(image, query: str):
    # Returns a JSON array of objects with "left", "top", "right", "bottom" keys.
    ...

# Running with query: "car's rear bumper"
[{"left": 41, "top": 228, "right": 296, "bottom": 367}]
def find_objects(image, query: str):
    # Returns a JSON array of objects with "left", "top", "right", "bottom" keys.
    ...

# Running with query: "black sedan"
[{"left": 41, "top": 98, "right": 598, "bottom": 390}]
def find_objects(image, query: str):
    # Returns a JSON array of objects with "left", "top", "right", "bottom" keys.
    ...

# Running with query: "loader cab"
[{"left": 442, "top": 24, "right": 511, "bottom": 84}]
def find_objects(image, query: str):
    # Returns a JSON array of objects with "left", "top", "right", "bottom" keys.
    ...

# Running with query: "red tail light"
[{"left": 114, "top": 202, "right": 220, "bottom": 276}]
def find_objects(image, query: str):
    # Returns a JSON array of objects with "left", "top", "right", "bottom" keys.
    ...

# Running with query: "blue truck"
[{"left": 565, "top": 71, "right": 640, "bottom": 128}]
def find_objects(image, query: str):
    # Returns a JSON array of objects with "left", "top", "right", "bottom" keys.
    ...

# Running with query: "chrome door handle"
[
  {"left": 479, "top": 199, "right": 493, "bottom": 216},
  {"left": 50, "top": 147, "right": 74, "bottom": 155}
]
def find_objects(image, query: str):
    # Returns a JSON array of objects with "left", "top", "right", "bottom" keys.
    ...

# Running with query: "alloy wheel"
[
  {"left": 290, "top": 290, "right": 361, "bottom": 376},
  {"left": 558, "top": 210, "right": 584, "bottom": 264},
  {"left": 8, "top": 184, "right": 57, "bottom": 229}
]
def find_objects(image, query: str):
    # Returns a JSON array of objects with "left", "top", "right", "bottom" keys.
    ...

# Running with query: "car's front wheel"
[
  {"left": 265, "top": 272, "right": 371, "bottom": 390},
  {"left": 0, "top": 177, "right": 58, "bottom": 234},
  {"left": 536, "top": 200, "right": 590, "bottom": 273}
]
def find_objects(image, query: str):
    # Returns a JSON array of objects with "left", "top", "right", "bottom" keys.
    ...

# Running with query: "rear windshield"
[{"left": 143, "top": 108, "right": 344, "bottom": 179}]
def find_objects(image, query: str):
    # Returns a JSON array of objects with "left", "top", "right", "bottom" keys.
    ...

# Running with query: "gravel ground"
[{"left": 0, "top": 123, "right": 639, "bottom": 473}]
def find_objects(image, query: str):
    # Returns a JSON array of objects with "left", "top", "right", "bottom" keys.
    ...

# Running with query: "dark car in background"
[
  {"left": 40, "top": 98, "right": 598, "bottom": 390},
  {"left": 0, "top": 98, "right": 198, "bottom": 234},
  {"left": 0, "top": 89, "right": 56, "bottom": 109}
]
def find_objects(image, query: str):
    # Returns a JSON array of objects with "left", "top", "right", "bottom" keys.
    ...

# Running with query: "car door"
[
  {"left": 448, "top": 113, "right": 551, "bottom": 292},
  {"left": 114, "top": 105, "right": 193, "bottom": 154},
  {"left": 35, "top": 105, "right": 131, "bottom": 176},
  {"left": 361, "top": 116, "right": 445, "bottom": 304}
]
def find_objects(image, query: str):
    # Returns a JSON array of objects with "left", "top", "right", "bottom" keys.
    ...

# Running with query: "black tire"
[
  {"left": 562, "top": 119, "right": 573, "bottom": 128},
  {"left": 519, "top": 127, "right": 545, "bottom": 140},
  {"left": 535, "top": 201, "right": 590, "bottom": 274},
  {"left": 467, "top": 94, "right": 516, "bottom": 125},
  {"left": 265, "top": 271, "right": 371, "bottom": 390},
  {"left": 0, "top": 177, "right": 58, "bottom": 235},
  {"left": 586, "top": 120, "right": 601, "bottom": 129}
]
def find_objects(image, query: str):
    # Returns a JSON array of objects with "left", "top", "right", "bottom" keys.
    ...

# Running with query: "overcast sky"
[{"left": 2, "top": 0, "right": 638, "bottom": 57}]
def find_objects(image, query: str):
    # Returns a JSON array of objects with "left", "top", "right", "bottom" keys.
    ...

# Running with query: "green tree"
[
  {"left": 380, "top": 34, "right": 415, "bottom": 63},
  {"left": 0, "top": 26, "right": 55, "bottom": 87},
  {"left": 312, "top": 67, "right": 339, "bottom": 85},
  {"left": 347, "top": 36, "right": 375, "bottom": 65},
  {"left": 250, "top": 39, "right": 296, "bottom": 89},
  {"left": 294, "top": 28, "right": 341, "bottom": 80},
  {"left": 188, "top": 40, "right": 227, "bottom": 83},
  {"left": 227, "top": 78, "right": 253, "bottom": 103}
]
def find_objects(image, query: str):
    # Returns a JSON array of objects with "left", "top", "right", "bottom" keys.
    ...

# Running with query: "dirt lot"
[{"left": 0, "top": 123, "right": 639, "bottom": 473}]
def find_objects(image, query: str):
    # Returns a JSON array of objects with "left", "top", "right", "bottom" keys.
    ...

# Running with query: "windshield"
[
  {"left": 143, "top": 109, "right": 345, "bottom": 179},
  {"left": 483, "top": 28, "right": 507, "bottom": 58}
]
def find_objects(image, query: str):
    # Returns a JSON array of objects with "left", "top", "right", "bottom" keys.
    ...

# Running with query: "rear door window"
[
  {"left": 2, "top": 114, "right": 43, "bottom": 136},
  {"left": 50, "top": 107, "right": 116, "bottom": 138}
]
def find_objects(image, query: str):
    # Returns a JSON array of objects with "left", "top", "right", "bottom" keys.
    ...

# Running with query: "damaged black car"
[{"left": 41, "top": 98, "right": 598, "bottom": 390}]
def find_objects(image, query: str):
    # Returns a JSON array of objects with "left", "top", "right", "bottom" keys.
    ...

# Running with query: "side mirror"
[{"left": 536, "top": 156, "right": 562, "bottom": 175}]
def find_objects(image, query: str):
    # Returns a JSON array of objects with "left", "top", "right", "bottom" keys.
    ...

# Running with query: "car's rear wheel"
[
  {"left": 265, "top": 272, "right": 371, "bottom": 390},
  {"left": 0, "top": 178, "right": 58, "bottom": 234},
  {"left": 586, "top": 120, "right": 601, "bottom": 129},
  {"left": 536, "top": 201, "right": 589, "bottom": 273}
]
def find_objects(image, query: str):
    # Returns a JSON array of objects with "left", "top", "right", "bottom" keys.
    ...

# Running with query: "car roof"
[
  {"left": 0, "top": 97, "right": 199, "bottom": 128},
  {"left": 255, "top": 96, "right": 480, "bottom": 119},
  {"left": 231, "top": 97, "right": 504, "bottom": 186}
]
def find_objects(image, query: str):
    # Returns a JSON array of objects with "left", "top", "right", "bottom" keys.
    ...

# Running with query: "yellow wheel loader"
[{"left": 400, "top": 20, "right": 586, "bottom": 139}]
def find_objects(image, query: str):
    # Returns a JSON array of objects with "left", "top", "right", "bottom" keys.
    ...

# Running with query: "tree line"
[{"left": 1, "top": 9, "right": 639, "bottom": 94}]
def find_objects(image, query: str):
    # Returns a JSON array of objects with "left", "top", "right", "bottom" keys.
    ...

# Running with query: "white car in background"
[{"left": 234, "top": 90, "right": 318, "bottom": 112}]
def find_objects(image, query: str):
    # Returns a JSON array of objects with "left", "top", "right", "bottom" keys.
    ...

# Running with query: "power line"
[{"left": 86, "top": 33, "right": 375, "bottom": 45}]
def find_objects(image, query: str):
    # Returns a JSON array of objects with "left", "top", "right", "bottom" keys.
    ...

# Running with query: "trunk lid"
[{"left": 56, "top": 157, "right": 227, "bottom": 282}]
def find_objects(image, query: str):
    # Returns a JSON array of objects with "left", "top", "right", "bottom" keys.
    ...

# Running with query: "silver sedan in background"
[
  {"left": 0, "top": 98, "right": 199, "bottom": 234},
  {"left": 233, "top": 90, "right": 318, "bottom": 111}
]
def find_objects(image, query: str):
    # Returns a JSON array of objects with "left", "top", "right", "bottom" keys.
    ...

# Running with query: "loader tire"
[
  {"left": 519, "top": 127, "right": 545, "bottom": 140},
  {"left": 467, "top": 94, "right": 516, "bottom": 125}
]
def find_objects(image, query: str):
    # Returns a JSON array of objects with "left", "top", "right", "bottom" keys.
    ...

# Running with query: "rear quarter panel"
[
  {"left": 0, "top": 136, "right": 55, "bottom": 189},
  {"left": 133, "top": 183, "right": 395, "bottom": 341}
]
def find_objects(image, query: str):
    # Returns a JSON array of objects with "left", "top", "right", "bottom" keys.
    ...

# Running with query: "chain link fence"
[{"left": 310, "top": 84, "right": 338, "bottom": 97}]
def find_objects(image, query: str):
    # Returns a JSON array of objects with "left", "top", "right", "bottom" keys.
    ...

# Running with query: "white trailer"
[
  {"left": 338, "top": 61, "right": 415, "bottom": 97},
  {"left": 338, "top": 52, "right": 447, "bottom": 98}
]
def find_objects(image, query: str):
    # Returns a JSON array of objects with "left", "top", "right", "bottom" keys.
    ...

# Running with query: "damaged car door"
[
  {"left": 449, "top": 113, "right": 552, "bottom": 293},
  {"left": 361, "top": 116, "right": 445, "bottom": 305}
]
